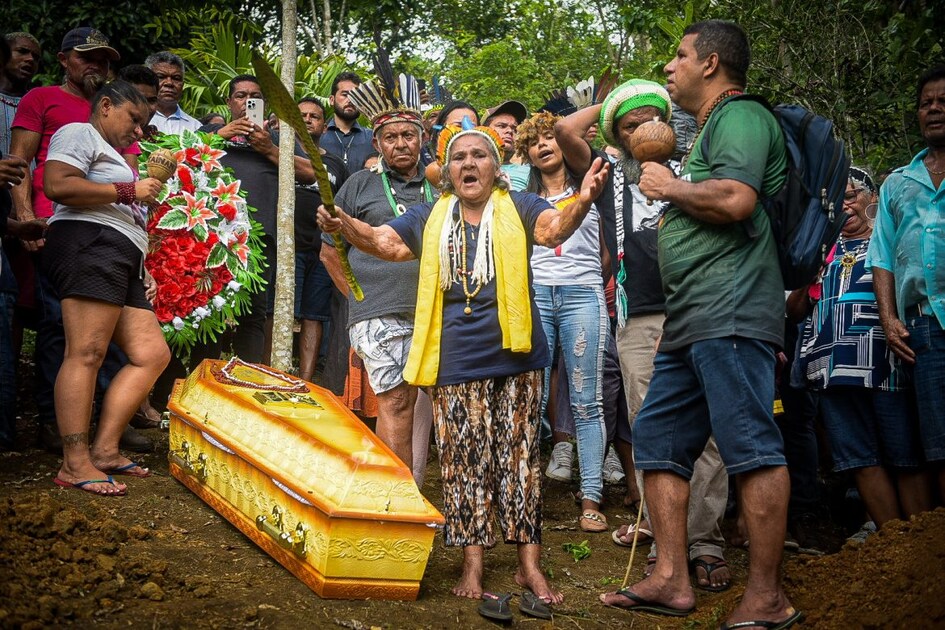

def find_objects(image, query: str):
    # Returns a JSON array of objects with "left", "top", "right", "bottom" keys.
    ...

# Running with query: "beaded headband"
[{"left": 436, "top": 121, "right": 503, "bottom": 166}]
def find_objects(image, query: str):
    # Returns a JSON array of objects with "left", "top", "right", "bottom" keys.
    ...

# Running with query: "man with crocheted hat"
[
  {"left": 556, "top": 76, "right": 731, "bottom": 594},
  {"left": 318, "top": 68, "right": 436, "bottom": 485}
]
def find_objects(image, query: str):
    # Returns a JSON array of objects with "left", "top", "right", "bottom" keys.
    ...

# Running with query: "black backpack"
[{"left": 701, "top": 95, "right": 850, "bottom": 290}]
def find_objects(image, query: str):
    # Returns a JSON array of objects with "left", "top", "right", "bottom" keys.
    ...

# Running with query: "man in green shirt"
[{"left": 600, "top": 20, "right": 802, "bottom": 630}]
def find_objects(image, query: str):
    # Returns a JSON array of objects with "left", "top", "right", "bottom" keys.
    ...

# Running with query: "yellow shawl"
[{"left": 404, "top": 189, "right": 532, "bottom": 386}]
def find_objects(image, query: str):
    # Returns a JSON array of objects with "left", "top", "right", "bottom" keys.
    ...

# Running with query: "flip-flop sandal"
[
  {"left": 580, "top": 509, "right": 608, "bottom": 533},
  {"left": 53, "top": 475, "right": 126, "bottom": 497},
  {"left": 720, "top": 609, "right": 805, "bottom": 630},
  {"left": 612, "top": 523, "right": 654, "bottom": 547},
  {"left": 690, "top": 557, "right": 731, "bottom": 592},
  {"left": 105, "top": 462, "right": 152, "bottom": 478},
  {"left": 478, "top": 592, "right": 513, "bottom": 622},
  {"left": 519, "top": 590, "right": 553, "bottom": 620},
  {"left": 600, "top": 588, "right": 695, "bottom": 617}
]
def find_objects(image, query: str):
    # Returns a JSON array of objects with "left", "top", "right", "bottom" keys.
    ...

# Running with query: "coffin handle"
[
  {"left": 256, "top": 505, "right": 309, "bottom": 559},
  {"left": 169, "top": 440, "right": 209, "bottom": 482}
]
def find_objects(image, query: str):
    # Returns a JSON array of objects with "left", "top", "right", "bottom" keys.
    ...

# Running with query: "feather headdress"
[
  {"left": 346, "top": 48, "right": 423, "bottom": 129},
  {"left": 435, "top": 119, "right": 503, "bottom": 166}
]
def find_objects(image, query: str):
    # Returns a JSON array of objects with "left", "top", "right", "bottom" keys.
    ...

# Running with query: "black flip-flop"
[
  {"left": 601, "top": 589, "right": 695, "bottom": 617},
  {"left": 519, "top": 590, "right": 552, "bottom": 620},
  {"left": 720, "top": 609, "right": 805, "bottom": 630},
  {"left": 690, "top": 557, "right": 731, "bottom": 592},
  {"left": 478, "top": 592, "right": 513, "bottom": 622}
]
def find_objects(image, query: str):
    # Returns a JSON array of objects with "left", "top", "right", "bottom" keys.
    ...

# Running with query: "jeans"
[
  {"left": 634, "top": 337, "right": 786, "bottom": 478},
  {"left": 905, "top": 315, "right": 945, "bottom": 462},
  {"left": 534, "top": 284, "right": 607, "bottom": 503},
  {"left": 233, "top": 233, "right": 276, "bottom": 363}
]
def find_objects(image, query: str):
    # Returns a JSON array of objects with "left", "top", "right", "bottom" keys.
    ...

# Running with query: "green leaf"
[
  {"left": 207, "top": 243, "right": 228, "bottom": 268},
  {"left": 192, "top": 224, "right": 209, "bottom": 242},
  {"left": 156, "top": 209, "right": 189, "bottom": 230}
]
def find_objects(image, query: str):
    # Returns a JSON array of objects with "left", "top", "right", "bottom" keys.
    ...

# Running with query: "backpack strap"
[{"left": 697, "top": 93, "right": 774, "bottom": 240}]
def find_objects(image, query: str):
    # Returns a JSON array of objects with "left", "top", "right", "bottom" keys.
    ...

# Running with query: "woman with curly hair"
[{"left": 516, "top": 112, "right": 609, "bottom": 533}]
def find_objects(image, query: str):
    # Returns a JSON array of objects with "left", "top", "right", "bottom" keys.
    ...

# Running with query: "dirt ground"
[{"left": 2, "top": 363, "right": 945, "bottom": 628}]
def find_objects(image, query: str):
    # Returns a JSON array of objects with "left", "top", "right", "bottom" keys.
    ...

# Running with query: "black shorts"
[{"left": 41, "top": 220, "right": 151, "bottom": 310}]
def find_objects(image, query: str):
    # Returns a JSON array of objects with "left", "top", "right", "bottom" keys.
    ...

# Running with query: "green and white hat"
[{"left": 599, "top": 79, "right": 671, "bottom": 148}]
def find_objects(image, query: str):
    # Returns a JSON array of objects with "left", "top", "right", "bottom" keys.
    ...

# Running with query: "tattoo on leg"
[{"left": 61, "top": 432, "right": 89, "bottom": 448}]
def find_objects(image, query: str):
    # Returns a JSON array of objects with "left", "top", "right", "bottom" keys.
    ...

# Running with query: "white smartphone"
[{"left": 246, "top": 98, "right": 265, "bottom": 127}]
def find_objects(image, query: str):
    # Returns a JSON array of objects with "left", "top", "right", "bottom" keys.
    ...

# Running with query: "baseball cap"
[
  {"left": 483, "top": 100, "right": 528, "bottom": 126},
  {"left": 60, "top": 27, "right": 120, "bottom": 61}
]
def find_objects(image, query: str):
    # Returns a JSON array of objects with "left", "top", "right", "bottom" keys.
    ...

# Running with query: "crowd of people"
[{"left": 1, "top": 19, "right": 944, "bottom": 630}]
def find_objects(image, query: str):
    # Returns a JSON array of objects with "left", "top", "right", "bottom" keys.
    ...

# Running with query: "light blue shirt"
[
  {"left": 501, "top": 163, "right": 530, "bottom": 191},
  {"left": 150, "top": 105, "right": 201, "bottom": 135},
  {"left": 866, "top": 148, "right": 945, "bottom": 328}
]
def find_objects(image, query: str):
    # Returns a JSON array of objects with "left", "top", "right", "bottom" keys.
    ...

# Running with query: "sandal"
[
  {"left": 612, "top": 522, "right": 654, "bottom": 547},
  {"left": 690, "top": 556, "right": 732, "bottom": 592},
  {"left": 519, "top": 590, "right": 553, "bottom": 620},
  {"left": 580, "top": 509, "right": 608, "bottom": 533},
  {"left": 478, "top": 592, "right": 513, "bottom": 622}
]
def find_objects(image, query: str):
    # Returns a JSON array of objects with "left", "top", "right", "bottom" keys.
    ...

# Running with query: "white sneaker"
[
  {"left": 846, "top": 521, "right": 877, "bottom": 544},
  {"left": 602, "top": 446, "right": 626, "bottom": 484},
  {"left": 545, "top": 442, "right": 574, "bottom": 481}
]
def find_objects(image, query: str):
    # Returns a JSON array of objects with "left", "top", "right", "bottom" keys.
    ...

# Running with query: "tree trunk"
[{"left": 271, "top": 0, "right": 298, "bottom": 372}]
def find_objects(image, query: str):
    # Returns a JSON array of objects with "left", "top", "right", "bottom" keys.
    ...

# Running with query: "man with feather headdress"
[{"left": 319, "top": 55, "right": 437, "bottom": 482}]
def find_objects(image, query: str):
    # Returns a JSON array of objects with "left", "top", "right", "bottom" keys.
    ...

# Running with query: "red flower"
[
  {"left": 177, "top": 166, "right": 195, "bottom": 194},
  {"left": 218, "top": 203, "right": 237, "bottom": 221}
]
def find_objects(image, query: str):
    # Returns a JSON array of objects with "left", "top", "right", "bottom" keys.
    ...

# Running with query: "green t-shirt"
[{"left": 657, "top": 98, "right": 787, "bottom": 351}]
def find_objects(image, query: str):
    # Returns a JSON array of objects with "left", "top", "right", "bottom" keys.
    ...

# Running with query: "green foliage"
[
  {"left": 562, "top": 540, "right": 591, "bottom": 562},
  {"left": 1, "top": 0, "right": 216, "bottom": 85}
]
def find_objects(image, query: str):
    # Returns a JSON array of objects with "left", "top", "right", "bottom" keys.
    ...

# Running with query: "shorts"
[
  {"left": 41, "top": 220, "right": 151, "bottom": 310},
  {"left": 905, "top": 315, "right": 945, "bottom": 462},
  {"left": 294, "top": 250, "right": 331, "bottom": 321},
  {"left": 348, "top": 313, "right": 414, "bottom": 394},
  {"left": 819, "top": 387, "right": 924, "bottom": 471},
  {"left": 632, "top": 336, "right": 786, "bottom": 478}
]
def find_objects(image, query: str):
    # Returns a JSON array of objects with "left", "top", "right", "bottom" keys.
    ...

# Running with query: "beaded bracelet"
[{"left": 114, "top": 182, "right": 136, "bottom": 205}]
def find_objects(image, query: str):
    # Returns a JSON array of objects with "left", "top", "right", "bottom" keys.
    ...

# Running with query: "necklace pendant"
[{"left": 464, "top": 306, "right": 472, "bottom": 315}]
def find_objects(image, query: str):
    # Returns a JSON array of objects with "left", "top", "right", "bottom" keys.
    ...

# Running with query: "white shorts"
[{"left": 348, "top": 314, "right": 414, "bottom": 394}]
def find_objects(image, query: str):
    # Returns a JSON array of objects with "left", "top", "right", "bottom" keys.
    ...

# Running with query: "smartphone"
[{"left": 246, "top": 98, "right": 265, "bottom": 127}]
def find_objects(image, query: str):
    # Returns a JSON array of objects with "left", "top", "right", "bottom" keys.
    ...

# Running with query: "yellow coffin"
[{"left": 167, "top": 359, "right": 444, "bottom": 600}]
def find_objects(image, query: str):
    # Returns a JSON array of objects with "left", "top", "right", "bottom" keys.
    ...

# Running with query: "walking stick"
[
  {"left": 251, "top": 54, "right": 364, "bottom": 301},
  {"left": 621, "top": 495, "right": 647, "bottom": 589}
]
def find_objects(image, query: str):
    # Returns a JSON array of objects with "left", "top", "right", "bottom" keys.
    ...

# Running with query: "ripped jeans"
[{"left": 534, "top": 283, "right": 607, "bottom": 504}]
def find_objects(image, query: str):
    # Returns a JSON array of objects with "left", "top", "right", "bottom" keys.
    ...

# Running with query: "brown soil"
[{"left": 2, "top": 368, "right": 944, "bottom": 628}]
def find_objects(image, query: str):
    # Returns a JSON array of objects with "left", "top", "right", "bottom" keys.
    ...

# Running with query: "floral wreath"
[{"left": 139, "top": 130, "right": 266, "bottom": 359}]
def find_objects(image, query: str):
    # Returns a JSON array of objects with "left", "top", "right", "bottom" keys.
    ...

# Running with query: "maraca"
[
  {"left": 630, "top": 118, "right": 676, "bottom": 164},
  {"left": 146, "top": 148, "right": 178, "bottom": 183},
  {"left": 630, "top": 118, "right": 676, "bottom": 205}
]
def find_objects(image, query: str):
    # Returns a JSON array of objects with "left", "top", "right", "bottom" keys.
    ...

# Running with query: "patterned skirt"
[{"left": 430, "top": 370, "right": 543, "bottom": 547}]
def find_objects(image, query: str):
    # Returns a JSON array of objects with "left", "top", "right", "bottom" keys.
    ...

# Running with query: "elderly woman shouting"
[{"left": 319, "top": 124, "right": 608, "bottom": 613}]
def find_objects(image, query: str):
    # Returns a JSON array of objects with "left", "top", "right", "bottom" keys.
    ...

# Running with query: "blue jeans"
[
  {"left": 534, "top": 284, "right": 607, "bottom": 503},
  {"left": 634, "top": 337, "right": 786, "bottom": 478},
  {"left": 906, "top": 315, "right": 945, "bottom": 462}
]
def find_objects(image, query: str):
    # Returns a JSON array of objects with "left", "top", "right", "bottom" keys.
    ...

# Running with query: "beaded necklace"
[
  {"left": 458, "top": 206, "right": 483, "bottom": 315},
  {"left": 683, "top": 89, "right": 743, "bottom": 167},
  {"left": 215, "top": 357, "right": 308, "bottom": 393},
  {"left": 836, "top": 235, "right": 870, "bottom": 278},
  {"left": 381, "top": 170, "right": 435, "bottom": 217}
]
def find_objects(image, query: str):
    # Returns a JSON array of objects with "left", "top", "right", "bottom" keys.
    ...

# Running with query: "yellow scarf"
[{"left": 404, "top": 189, "right": 532, "bottom": 386}]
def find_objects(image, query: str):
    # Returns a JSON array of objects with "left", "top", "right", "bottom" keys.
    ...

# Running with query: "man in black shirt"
[{"left": 199, "top": 74, "right": 316, "bottom": 363}]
